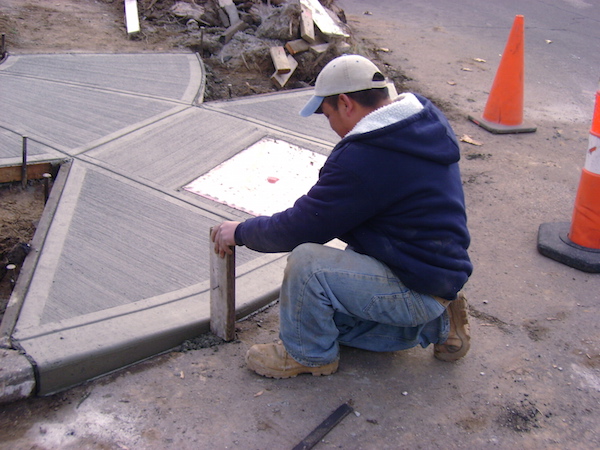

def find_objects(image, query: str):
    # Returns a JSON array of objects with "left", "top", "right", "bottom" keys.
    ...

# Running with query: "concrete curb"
[{"left": 0, "top": 348, "right": 35, "bottom": 404}]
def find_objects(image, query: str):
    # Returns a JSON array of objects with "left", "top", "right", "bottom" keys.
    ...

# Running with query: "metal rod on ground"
[
  {"left": 293, "top": 403, "right": 354, "bottom": 450},
  {"left": 200, "top": 27, "right": 205, "bottom": 58},
  {"left": 21, "top": 136, "right": 28, "bottom": 189},
  {"left": 209, "top": 227, "right": 236, "bottom": 341},
  {"left": 43, "top": 173, "right": 52, "bottom": 204},
  {"left": 6, "top": 264, "right": 16, "bottom": 289},
  {"left": 1, "top": 34, "right": 5, "bottom": 59}
]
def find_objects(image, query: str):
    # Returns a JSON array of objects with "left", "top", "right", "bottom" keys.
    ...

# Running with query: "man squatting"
[{"left": 211, "top": 54, "right": 473, "bottom": 378}]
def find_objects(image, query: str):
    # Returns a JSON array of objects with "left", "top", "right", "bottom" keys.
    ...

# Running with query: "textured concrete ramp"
[
  {"left": 0, "top": 53, "right": 201, "bottom": 159},
  {"left": 0, "top": 53, "right": 337, "bottom": 396},
  {"left": 10, "top": 161, "right": 286, "bottom": 395}
]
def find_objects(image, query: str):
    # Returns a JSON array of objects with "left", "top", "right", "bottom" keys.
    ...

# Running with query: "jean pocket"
[{"left": 363, "top": 292, "right": 441, "bottom": 327}]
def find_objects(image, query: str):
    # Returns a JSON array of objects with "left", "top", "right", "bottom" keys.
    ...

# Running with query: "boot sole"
[{"left": 246, "top": 359, "right": 339, "bottom": 379}]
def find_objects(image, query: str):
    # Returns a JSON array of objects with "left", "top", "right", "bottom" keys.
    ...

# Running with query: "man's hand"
[{"left": 211, "top": 221, "right": 240, "bottom": 258}]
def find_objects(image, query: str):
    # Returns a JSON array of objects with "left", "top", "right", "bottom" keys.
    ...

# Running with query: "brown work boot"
[
  {"left": 434, "top": 292, "right": 471, "bottom": 362},
  {"left": 245, "top": 342, "right": 339, "bottom": 378}
]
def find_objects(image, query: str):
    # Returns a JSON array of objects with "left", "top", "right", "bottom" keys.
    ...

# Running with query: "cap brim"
[{"left": 299, "top": 95, "right": 325, "bottom": 117}]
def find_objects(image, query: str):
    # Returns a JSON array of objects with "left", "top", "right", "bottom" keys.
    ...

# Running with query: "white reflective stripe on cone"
[{"left": 585, "top": 133, "right": 600, "bottom": 175}]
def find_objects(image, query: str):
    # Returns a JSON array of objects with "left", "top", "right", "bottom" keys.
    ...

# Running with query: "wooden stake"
[
  {"left": 209, "top": 227, "right": 236, "bottom": 341},
  {"left": 21, "top": 136, "right": 27, "bottom": 189},
  {"left": 124, "top": 0, "right": 140, "bottom": 36}
]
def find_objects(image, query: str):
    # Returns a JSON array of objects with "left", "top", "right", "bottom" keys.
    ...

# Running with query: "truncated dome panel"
[{"left": 183, "top": 138, "right": 326, "bottom": 216}]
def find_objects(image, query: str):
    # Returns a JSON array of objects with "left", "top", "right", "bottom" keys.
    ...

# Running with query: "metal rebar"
[
  {"left": 21, "top": 136, "right": 28, "bottom": 189},
  {"left": 6, "top": 264, "right": 16, "bottom": 289},
  {"left": 43, "top": 172, "right": 52, "bottom": 204},
  {"left": 200, "top": 27, "right": 205, "bottom": 58}
]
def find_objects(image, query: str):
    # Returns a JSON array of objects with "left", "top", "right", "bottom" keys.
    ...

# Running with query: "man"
[{"left": 211, "top": 54, "right": 472, "bottom": 378}]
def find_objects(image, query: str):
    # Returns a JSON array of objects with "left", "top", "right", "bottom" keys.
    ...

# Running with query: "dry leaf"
[
  {"left": 460, "top": 135, "right": 483, "bottom": 146},
  {"left": 461, "top": 67, "right": 473, "bottom": 72},
  {"left": 254, "top": 390, "right": 264, "bottom": 397},
  {"left": 447, "top": 81, "right": 457, "bottom": 86},
  {"left": 473, "top": 58, "right": 486, "bottom": 63},
  {"left": 180, "top": 371, "right": 185, "bottom": 379},
  {"left": 545, "top": 39, "right": 552, "bottom": 44}
]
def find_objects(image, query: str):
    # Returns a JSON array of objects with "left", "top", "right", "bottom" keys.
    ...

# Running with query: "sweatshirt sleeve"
[{"left": 234, "top": 154, "right": 384, "bottom": 253}]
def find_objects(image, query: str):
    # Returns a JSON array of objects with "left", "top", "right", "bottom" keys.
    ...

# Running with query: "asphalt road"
[{"left": 340, "top": 0, "right": 600, "bottom": 121}]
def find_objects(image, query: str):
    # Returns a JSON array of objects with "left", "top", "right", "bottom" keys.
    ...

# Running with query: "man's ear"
[{"left": 338, "top": 93, "right": 354, "bottom": 116}]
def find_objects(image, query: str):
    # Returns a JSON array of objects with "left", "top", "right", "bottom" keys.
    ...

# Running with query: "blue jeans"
[{"left": 279, "top": 243, "right": 449, "bottom": 367}]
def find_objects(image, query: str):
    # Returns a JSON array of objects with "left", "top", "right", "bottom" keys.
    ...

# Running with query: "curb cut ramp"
[{"left": 0, "top": 53, "right": 337, "bottom": 396}]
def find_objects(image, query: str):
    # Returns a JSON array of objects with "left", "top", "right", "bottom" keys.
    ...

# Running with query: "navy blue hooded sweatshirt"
[{"left": 235, "top": 93, "right": 472, "bottom": 300}]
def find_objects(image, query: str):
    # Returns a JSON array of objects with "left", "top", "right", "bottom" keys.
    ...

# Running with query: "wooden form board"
[
  {"left": 0, "top": 163, "right": 55, "bottom": 184},
  {"left": 209, "top": 228, "right": 236, "bottom": 341}
]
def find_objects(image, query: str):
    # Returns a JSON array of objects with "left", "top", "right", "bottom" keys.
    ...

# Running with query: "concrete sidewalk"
[{"left": 0, "top": 52, "right": 338, "bottom": 397}]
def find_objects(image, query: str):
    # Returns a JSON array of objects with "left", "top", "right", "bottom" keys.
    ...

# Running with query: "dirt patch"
[
  {"left": 497, "top": 397, "right": 545, "bottom": 433},
  {"left": 0, "top": 181, "right": 45, "bottom": 321}
]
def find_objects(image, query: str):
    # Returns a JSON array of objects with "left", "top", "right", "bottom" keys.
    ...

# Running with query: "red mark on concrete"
[
  {"left": 267, "top": 177, "right": 279, "bottom": 183},
  {"left": 589, "top": 146, "right": 597, "bottom": 154}
]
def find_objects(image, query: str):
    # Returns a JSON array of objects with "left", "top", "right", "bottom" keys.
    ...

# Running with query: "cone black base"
[
  {"left": 537, "top": 222, "right": 600, "bottom": 273},
  {"left": 468, "top": 115, "right": 537, "bottom": 134}
]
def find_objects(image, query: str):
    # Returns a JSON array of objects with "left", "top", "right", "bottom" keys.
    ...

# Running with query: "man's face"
[{"left": 321, "top": 99, "right": 349, "bottom": 138}]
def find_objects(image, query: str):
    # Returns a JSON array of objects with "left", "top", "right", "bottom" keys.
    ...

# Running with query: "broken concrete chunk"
[
  {"left": 256, "top": 0, "right": 302, "bottom": 40},
  {"left": 0, "top": 349, "right": 35, "bottom": 404},
  {"left": 170, "top": 1, "right": 206, "bottom": 22},
  {"left": 218, "top": 0, "right": 240, "bottom": 26}
]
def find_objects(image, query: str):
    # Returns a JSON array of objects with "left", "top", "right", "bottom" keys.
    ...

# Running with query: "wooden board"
[
  {"left": 271, "top": 55, "right": 298, "bottom": 88},
  {"left": 124, "top": 0, "right": 140, "bottom": 35},
  {"left": 0, "top": 163, "right": 55, "bottom": 184},
  {"left": 219, "top": 20, "right": 249, "bottom": 44},
  {"left": 310, "top": 42, "right": 330, "bottom": 55},
  {"left": 300, "top": 4, "right": 315, "bottom": 44},
  {"left": 209, "top": 228, "right": 236, "bottom": 341},
  {"left": 285, "top": 39, "right": 310, "bottom": 55},
  {"left": 270, "top": 46, "right": 291, "bottom": 74}
]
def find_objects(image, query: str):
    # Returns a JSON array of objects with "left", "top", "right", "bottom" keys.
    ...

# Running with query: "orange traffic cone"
[
  {"left": 537, "top": 91, "right": 600, "bottom": 272},
  {"left": 468, "top": 15, "right": 537, "bottom": 134}
]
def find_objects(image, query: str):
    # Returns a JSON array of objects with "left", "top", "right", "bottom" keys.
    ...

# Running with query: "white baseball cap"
[{"left": 299, "top": 54, "right": 388, "bottom": 117}]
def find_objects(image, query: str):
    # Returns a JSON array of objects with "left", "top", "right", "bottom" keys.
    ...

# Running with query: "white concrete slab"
[{"left": 184, "top": 137, "right": 326, "bottom": 216}]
